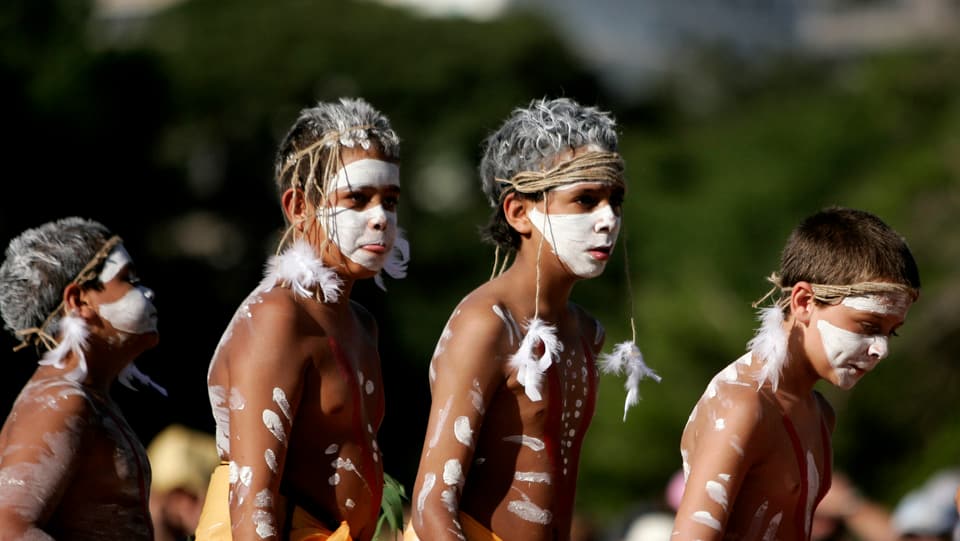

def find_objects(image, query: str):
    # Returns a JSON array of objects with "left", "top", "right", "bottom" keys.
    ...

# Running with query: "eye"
[
  {"left": 575, "top": 193, "right": 599, "bottom": 207},
  {"left": 383, "top": 195, "right": 399, "bottom": 212},
  {"left": 347, "top": 191, "right": 370, "bottom": 206}
]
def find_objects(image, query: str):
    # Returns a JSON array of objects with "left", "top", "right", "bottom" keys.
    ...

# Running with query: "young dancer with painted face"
[
  {"left": 196, "top": 97, "right": 407, "bottom": 541},
  {"left": 0, "top": 217, "right": 163, "bottom": 539},
  {"left": 674, "top": 207, "right": 921, "bottom": 541},
  {"left": 406, "top": 97, "right": 658, "bottom": 541}
]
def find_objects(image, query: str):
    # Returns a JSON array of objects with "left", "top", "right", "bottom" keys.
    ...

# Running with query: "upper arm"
[
  {"left": 221, "top": 293, "right": 312, "bottom": 526},
  {"left": 0, "top": 386, "right": 90, "bottom": 533},
  {"left": 411, "top": 299, "right": 508, "bottom": 535},
  {"left": 674, "top": 385, "right": 765, "bottom": 541}
]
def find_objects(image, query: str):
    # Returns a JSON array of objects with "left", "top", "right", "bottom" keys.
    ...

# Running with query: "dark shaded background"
[{"left": 2, "top": 0, "right": 959, "bottom": 531}]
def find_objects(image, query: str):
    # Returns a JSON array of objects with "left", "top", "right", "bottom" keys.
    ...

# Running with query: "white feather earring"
[
  {"left": 375, "top": 228, "right": 410, "bottom": 291},
  {"left": 262, "top": 239, "right": 343, "bottom": 302},
  {"left": 747, "top": 306, "right": 788, "bottom": 392},
  {"left": 598, "top": 340, "right": 661, "bottom": 421},
  {"left": 39, "top": 312, "right": 90, "bottom": 383},
  {"left": 118, "top": 363, "right": 168, "bottom": 396},
  {"left": 509, "top": 318, "right": 560, "bottom": 402}
]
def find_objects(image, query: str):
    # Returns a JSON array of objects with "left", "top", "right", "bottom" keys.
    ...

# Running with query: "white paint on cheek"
[
  {"left": 264, "top": 449, "right": 278, "bottom": 474},
  {"left": 318, "top": 203, "right": 396, "bottom": 272},
  {"left": 428, "top": 396, "right": 453, "bottom": 450},
  {"left": 691, "top": 510, "right": 721, "bottom": 531},
  {"left": 417, "top": 473, "right": 436, "bottom": 524},
  {"left": 443, "top": 459, "right": 463, "bottom": 487},
  {"left": 503, "top": 435, "right": 545, "bottom": 452},
  {"left": 262, "top": 410, "right": 286, "bottom": 444},
  {"left": 272, "top": 388, "right": 292, "bottom": 422},
  {"left": 98, "top": 288, "right": 157, "bottom": 334},
  {"left": 454, "top": 416, "right": 473, "bottom": 447},
  {"left": 706, "top": 480, "right": 728, "bottom": 511},
  {"left": 528, "top": 205, "right": 620, "bottom": 279},
  {"left": 817, "top": 320, "right": 875, "bottom": 389},
  {"left": 515, "top": 472, "right": 552, "bottom": 484}
]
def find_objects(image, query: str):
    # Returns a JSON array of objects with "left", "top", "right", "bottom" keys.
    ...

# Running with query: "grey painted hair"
[
  {"left": 479, "top": 97, "right": 619, "bottom": 207},
  {"left": 274, "top": 97, "right": 400, "bottom": 201},
  {"left": 0, "top": 217, "right": 112, "bottom": 338}
]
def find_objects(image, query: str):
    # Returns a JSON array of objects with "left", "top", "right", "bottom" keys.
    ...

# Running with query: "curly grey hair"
[
  {"left": 274, "top": 97, "right": 400, "bottom": 203},
  {"left": 0, "top": 217, "right": 113, "bottom": 339},
  {"left": 479, "top": 97, "right": 620, "bottom": 250}
]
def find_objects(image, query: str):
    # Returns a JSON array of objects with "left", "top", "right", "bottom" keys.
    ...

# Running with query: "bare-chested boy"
[
  {"left": 406, "top": 97, "right": 656, "bottom": 541},
  {"left": 195, "top": 98, "right": 408, "bottom": 541},
  {"left": 0, "top": 217, "right": 162, "bottom": 539},
  {"left": 674, "top": 207, "right": 921, "bottom": 541}
]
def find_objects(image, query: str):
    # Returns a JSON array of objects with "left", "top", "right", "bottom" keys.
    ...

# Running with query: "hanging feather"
[
  {"left": 746, "top": 306, "right": 788, "bottom": 392},
  {"left": 375, "top": 228, "right": 410, "bottom": 291},
  {"left": 38, "top": 313, "right": 90, "bottom": 383},
  {"left": 118, "top": 363, "right": 168, "bottom": 396},
  {"left": 508, "top": 318, "right": 560, "bottom": 402},
  {"left": 598, "top": 340, "right": 661, "bottom": 421},
  {"left": 263, "top": 239, "right": 343, "bottom": 302}
]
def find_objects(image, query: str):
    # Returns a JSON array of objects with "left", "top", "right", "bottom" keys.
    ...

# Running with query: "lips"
[
  {"left": 587, "top": 245, "right": 612, "bottom": 261},
  {"left": 361, "top": 243, "right": 387, "bottom": 254}
]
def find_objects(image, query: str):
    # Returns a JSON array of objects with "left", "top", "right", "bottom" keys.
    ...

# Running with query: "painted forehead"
[
  {"left": 549, "top": 180, "right": 623, "bottom": 193},
  {"left": 841, "top": 292, "right": 912, "bottom": 318},
  {"left": 327, "top": 159, "right": 400, "bottom": 195},
  {"left": 99, "top": 244, "right": 132, "bottom": 283}
]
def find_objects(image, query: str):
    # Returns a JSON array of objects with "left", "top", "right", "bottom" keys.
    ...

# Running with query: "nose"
[
  {"left": 593, "top": 205, "right": 618, "bottom": 234},
  {"left": 867, "top": 336, "right": 888, "bottom": 360},
  {"left": 368, "top": 206, "right": 388, "bottom": 231},
  {"left": 140, "top": 286, "right": 155, "bottom": 301}
]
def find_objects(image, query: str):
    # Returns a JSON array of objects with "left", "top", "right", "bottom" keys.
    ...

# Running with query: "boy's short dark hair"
[{"left": 779, "top": 206, "right": 921, "bottom": 292}]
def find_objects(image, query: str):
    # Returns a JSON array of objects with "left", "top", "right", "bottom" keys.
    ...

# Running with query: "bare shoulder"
[
  {"left": 437, "top": 289, "right": 517, "bottom": 373},
  {"left": 688, "top": 361, "right": 772, "bottom": 448},
  {"left": 2, "top": 378, "right": 94, "bottom": 443},
  {"left": 221, "top": 287, "right": 320, "bottom": 372}
]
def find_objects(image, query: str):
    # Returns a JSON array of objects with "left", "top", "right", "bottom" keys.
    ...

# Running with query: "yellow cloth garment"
[
  {"left": 195, "top": 464, "right": 352, "bottom": 541},
  {"left": 403, "top": 513, "right": 503, "bottom": 541}
]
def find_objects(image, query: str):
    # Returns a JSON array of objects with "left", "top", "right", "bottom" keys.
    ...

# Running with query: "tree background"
[{"left": 2, "top": 0, "right": 959, "bottom": 534}]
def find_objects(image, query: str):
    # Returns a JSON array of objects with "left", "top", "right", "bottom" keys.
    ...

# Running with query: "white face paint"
[
  {"left": 318, "top": 159, "right": 400, "bottom": 272},
  {"left": 817, "top": 320, "right": 886, "bottom": 389},
  {"left": 529, "top": 203, "right": 620, "bottom": 279},
  {"left": 97, "top": 246, "right": 158, "bottom": 335},
  {"left": 841, "top": 293, "right": 911, "bottom": 317}
]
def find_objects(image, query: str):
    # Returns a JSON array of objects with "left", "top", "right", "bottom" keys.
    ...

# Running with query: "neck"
[
  {"left": 777, "top": 317, "right": 820, "bottom": 397},
  {"left": 503, "top": 245, "right": 576, "bottom": 320}
]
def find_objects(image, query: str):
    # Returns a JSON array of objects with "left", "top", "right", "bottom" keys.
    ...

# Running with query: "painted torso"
[
  {"left": 676, "top": 353, "right": 832, "bottom": 541},
  {"left": 206, "top": 280, "right": 384, "bottom": 540},
  {"left": 412, "top": 289, "right": 601, "bottom": 541},
  {"left": 0, "top": 376, "right": 152, "bottom": 540}
]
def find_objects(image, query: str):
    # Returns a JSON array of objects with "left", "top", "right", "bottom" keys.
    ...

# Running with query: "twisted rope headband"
[
  {"left": 13, "top": 235, "right": 123, "bottom": 353},
  {"left": 752, "top": 271, "right": 920, "bottom": 310}
]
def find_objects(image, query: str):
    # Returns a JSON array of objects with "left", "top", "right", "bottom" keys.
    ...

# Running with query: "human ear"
[
  {"left": 281, "top": 188, "right": 310, "bottom": 230},
  {"left": 63, "top": 283, "right": 97, "bottom": 320},
  {"left": 789, "top": 282, "right": 816, "bottom": 324},
  {"left": 503, "top": 192, "right": 534, "bottom": 235}
]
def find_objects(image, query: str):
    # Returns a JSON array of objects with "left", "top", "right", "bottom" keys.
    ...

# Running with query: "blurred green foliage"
[{"left": 1, "top": 0, "right": 958, "bottom": 530}]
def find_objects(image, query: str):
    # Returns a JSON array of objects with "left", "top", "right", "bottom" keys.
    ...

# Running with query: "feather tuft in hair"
[
  {"left": 38, "top": 313, "right": 89, "bottom": 383},
  {"left": 263, "top": 239, "right": 342, "bottom": 302},
  {"left": 598, "top": 341, "right": 661, "bottom": 421},
  {"left": 747, "top": 306, "right": 788, "bottom": 392},
  {"left": 118, "top": 363, "right": 168, "bottom": 396},
  {"left": 508, "top": 318, "right": 560, "bottom": 402}
]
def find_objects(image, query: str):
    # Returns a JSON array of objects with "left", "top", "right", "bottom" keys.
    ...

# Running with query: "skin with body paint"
[
  {"left": 0, "top": 244, "right": 158, "bottom": 539},
  {"left": 205, "top": 145, "right": 394, "bottom": 541},
  {"left": 674, "top": 283, "right": 912, "bottom": 541},
  {"left": 409, "top": 147, "right": 617, "bottom": 541}
]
